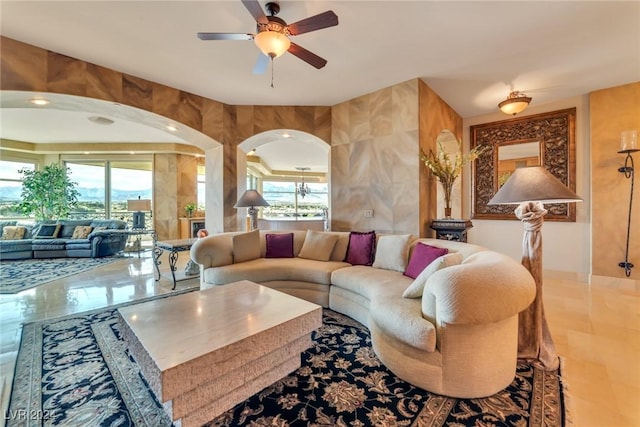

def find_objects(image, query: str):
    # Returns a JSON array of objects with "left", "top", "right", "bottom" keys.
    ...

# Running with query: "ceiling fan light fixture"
[
  {"left": 254, "top": 30, "right": 290, "bottom": 58},
  {"left": 499, "top": 91, "right": 532, "bottom": 115}
]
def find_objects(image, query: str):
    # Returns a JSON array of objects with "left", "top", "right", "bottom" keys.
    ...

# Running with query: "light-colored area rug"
[
  {"left": 7, "top": 300, "right": 568, "bottom": 427},
  {"left": 0, "top": 257, "right": 121, "bottom": 294}
]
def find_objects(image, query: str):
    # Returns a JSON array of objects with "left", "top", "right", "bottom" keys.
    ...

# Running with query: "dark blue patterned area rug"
[
  {"left": 7, "top": 303, "right": 568, "bottom": 427},
  {"left": 0, "top": 257, "right": 121, "bottom": 294}
]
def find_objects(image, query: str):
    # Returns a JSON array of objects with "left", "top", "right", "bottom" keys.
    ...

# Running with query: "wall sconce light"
[
  {"left": 618, "top": 130, "right": 638, "bottom": 277},
  {"left": 498, "top": 91, "right": 532, "bottom": 115}
]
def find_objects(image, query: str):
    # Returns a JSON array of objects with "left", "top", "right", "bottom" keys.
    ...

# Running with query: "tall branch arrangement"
[{"left": 420, "top": 140, "right": 488, "bottom": 213}]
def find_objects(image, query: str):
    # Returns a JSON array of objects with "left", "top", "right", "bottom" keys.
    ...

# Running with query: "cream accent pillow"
[
  {"left": 372, "top": 234, "right": 412, "bottom": 272},
  {"left": 402, "top": 252, "right": 463, "bottom": 298},
  {"left": 298, "top": 230, "right": 339, "bottom": 262},
  {"left": 232, "top": 229, "right": 260, "bottom": 263},
  {"left": 71, "top": 225, "right": 93, "bottom": 239},
  {"left": 1, "top": 226, "right": 26, "bottom": 240}
]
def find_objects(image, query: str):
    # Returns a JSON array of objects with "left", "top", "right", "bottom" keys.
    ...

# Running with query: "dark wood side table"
[{"left": 430, "top": 219, "right": 473, "bottom": 242}]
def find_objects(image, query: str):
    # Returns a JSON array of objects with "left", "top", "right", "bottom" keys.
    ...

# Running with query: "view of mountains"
[{"left": 0, "top": 187, "right": 152, "bottom": 202}]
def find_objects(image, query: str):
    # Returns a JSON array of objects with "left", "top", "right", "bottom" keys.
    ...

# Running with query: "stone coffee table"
[{"left": 118, "top": 280, "right": 322, "bottom": 427}]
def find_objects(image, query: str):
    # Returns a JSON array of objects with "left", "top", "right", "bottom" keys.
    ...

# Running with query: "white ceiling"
[{"left": 1, "top": 0, "right": 639, "bottom": 170}]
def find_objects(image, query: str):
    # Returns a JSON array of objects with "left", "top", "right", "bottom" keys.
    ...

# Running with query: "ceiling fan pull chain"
[{"left": 270, "top": 57, "right": 275, "bottom": 88}]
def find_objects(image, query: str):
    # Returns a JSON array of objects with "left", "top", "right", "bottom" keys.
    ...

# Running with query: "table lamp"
[
  {"left": 127, "top": 197, "right": 152, "bottom": 229},
  {"left": 488, "top": 166, "right": 582, "bottom": 370},
  {"left": 234, "top": 190, "right": 269, "bottom": 231}
]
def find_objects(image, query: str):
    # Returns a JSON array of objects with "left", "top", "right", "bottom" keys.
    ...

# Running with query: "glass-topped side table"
[
  {"left": 106, "top": 228, "right": 156, "bottom": 258},
  {"left": 154, "top": 238, "right": 199, "bottom": 290}
]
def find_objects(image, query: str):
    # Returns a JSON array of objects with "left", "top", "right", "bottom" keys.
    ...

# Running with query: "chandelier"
[{"left": 296, "top": 167, "right": 311, "bottom": 198}]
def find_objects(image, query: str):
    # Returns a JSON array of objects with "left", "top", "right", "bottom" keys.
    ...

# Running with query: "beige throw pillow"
[
  {"left": 71, "top": 225, "right": 93, "bottom": 239},
  {"left": 298, "top": 230, "right": 339, "bottom": 262},
  {"left": 1, "top": 226, "right": 26, "bottom": 240},
  {"left": 372, "top": 234, "right": 413, "bottom": 272},
  {"left": 402, "top": 252, "right": 463, "bottom": 298},
  {"left": 232, "top": 229, "right": 260, "bottom": 263}
]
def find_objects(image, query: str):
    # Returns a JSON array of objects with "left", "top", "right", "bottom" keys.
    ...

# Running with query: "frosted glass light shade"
[
  {"left": 254, "top": 31, "right": 290, "bottom": 58},
  {"left": 498, "top": 91, "right": 532, "bottom": 115}
]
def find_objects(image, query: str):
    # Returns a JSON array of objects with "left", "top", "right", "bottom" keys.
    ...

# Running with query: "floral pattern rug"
[
  {"left": 8, "top": 304, "right": 567, "bottom": 427},
  {"left": 0, "top": 257, "right": 121, "bottom": 294}
]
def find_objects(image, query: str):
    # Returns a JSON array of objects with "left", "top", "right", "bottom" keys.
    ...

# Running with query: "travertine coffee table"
[{"left": 118, "top": 280, "right": 322, "bottom": 427}]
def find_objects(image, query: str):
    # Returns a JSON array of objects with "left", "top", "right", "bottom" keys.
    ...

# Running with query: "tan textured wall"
[
  {"left": 418, "top": 81, "right": 463, "bottom": 236},
  {"left": 0, "top": 36, "right": 330, "bottom": 233},
  {"left": 331, "top": 80, "right": 420, "bottom": 235},
  {"left": 222, "top": 105, "right": 331, "bottom": 230},
  {"left": 590, "top": 82, "right": 640, "bottom": 279}
]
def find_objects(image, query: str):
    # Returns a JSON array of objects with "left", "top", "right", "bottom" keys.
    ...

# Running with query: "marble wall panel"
[
  {"left": 590, "top": 82, "right": 640, "bottom": 279},
  {"left": 417, "top": 80, "right": 462, "bottom": 236},
  {"left": 177, "top": 155, "right": 199, "bottom": 221},
  {"left": 349, "top": 139, "right": 372, "bottom": 185},
  {"left": 86, "top": 64, "right": 122, "bottom": 102},
  {"left": 202, "top": 99, "right": 225, "bottom": 143},
  {"left": 123, "top": 74, "right": 154, "bottom": 112},
  {"left": 47, "top": 51, "right": 87, "bottom": 96},
  {"left": 0, "top": 37, "right": 47, "bottom": 91},
  {"left": 330, "top": 80, "right": 424, "bottom": 234},
  {"left": 370, "top": 87, "right": 393, "bottom": 137},
  {"left": 392, "top": 80, "right": 419, "bottom": 132},
  {"left": 314, "top": 107, "right": 332, "bottom": 142},
  {"left": 369, "top": 137, "right": 394, "bottom": 185},
  {"left": 254, "top": 106, "right": 276, "bottom": 134},
  {"left": 349, "top": 95, "right": 370, "bottom": 142},
  {"left": 154, "top": 154, "right": 180, "bottom": 240},
  {"left": 331, "top": 101, "right": 350, "bottom": 146},
  {"left": 393, "top": 182, "right": 420, "bottom": 235}
]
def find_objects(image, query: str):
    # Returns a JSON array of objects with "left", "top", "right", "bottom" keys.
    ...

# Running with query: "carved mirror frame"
[{"left": 471, "top": 108, "right": 577, "bottom": 221}]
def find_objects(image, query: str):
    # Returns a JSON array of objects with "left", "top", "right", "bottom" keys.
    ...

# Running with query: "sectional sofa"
[
  {"left": 191, "top": 229, "right": 536, "bottom": 399},
  {"left": 0, "top": 219, "right": 128, "bottom": 260}
]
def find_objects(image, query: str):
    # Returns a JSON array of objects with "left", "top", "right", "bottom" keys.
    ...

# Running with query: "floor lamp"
[
  {"left": 488, "top": 166, "right": 582, "bottom": 370},
  {"left": 234, "top": 190, "right": 269, "bottom": 231}
]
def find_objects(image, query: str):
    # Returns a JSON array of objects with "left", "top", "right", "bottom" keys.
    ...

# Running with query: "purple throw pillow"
[
  {"left": 265, "top": 233, "right": 294, "bottom": 258},
  {"left": 344, "top": 231, "right": 376, "bottom": 266},
  {"left": 404, "top": 243, "right": 449, "bottom": 279}
]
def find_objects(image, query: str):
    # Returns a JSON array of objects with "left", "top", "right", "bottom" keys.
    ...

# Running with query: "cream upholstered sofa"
[{"left": 190, "top": 229, "right": 535, "bottom": 398}]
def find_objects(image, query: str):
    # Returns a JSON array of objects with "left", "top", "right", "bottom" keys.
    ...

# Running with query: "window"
[
  {"left": 197, "top": 164, "right": 206, "bottom": 211},
  {"left": 0, "top": 159, "right": 36, "bottom": 218},
  {"left": 65, "top": 158, "right": 152, "bottom": 225},
  {"left": 262, "top": 180, "right": 328, "bottom": 218}
]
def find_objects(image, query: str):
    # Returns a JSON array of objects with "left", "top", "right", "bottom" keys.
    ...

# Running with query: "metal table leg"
[
  {"left": 168, "top": 249, "right": 179, "bottom": 290},
  {"left": 153, "top": 246, "right": 163, "bottom": 281}
]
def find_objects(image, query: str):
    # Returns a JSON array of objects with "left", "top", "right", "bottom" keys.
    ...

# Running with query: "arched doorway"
[{"left": 236, "top": 129, "right": 330, "bottom": 230}]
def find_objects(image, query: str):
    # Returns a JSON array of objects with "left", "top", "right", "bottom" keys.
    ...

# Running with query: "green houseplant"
[
  {"left": 184, "top": 203, "right": 196, "bottom": 218},
  {"left": 18, "top": 163, "right": 80, "bottom": 220}
]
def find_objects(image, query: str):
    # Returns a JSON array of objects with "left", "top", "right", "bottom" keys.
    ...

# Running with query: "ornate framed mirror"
[{"left": 471, "top": 108, "right": 577, "bottom": 221}]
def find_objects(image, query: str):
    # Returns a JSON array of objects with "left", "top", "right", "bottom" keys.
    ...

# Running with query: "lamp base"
[{"left": 132, "top": 212, "right": 146, "bottom": 229}]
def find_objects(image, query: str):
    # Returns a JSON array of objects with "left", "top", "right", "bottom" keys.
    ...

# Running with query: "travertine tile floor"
[{"left": 0, "top": 254, "right": 638, "bottom": 426}]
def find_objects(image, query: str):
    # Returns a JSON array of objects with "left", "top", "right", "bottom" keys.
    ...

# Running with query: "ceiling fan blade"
[
  {"left": 198, "top": 32, "right": 253, "bottom": 41},
  {"left": 253, "top": 53, "right": 270, "bottom": 75},
  {"left": 287, "top": 10, "right": 338, "bottom": 36},
  {"left": 288, "top": 42, "right": 327, "bottom": 69},
  {"left": 241, "top": 0, "right": 268, "bottom": 24}
]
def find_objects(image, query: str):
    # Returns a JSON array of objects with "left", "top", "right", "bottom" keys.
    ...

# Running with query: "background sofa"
[
  {"left": 0, "top": 219, "right": 128, "bottom": 260},
  {"left": 191, "top": 229, "right": 536, "bottom": 399}
]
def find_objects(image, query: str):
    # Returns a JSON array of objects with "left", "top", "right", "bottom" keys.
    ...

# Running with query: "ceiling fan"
[{"left": 197, "top": 0, "right": 338, "bottom": 75}]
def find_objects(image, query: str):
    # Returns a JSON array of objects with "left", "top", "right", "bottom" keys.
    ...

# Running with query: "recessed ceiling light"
[
  {"left": 29, "top": 98, "right": 50, "bottom": 106},
  {"left": 282, "top": 132, "right": 291, "bottom": 138},
  {"left": 84, "top": 152, "right": 90, "bottom": 155},
  {"left": 129, "top": 151, "right": 135, "bottom": 155},
  {"left": 166, "top": 124, "right": 178, "bottom": 132},
  {"left": 88, "top": 116, "right": 115, "bottom": 125}
]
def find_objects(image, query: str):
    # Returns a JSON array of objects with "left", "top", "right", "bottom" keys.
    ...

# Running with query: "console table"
[
  {"left": 154, "top": 238, "right": 199, "bottom": 289},
  {"left": 430, "top": 219, "right": 473, "bottom": 242}
]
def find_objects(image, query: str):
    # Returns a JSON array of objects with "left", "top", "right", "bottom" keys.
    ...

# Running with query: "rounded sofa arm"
[
  {"left": 190, "top": 233, "right": 234, "bottom": 268},
  {"left": 423, "top": 251, "right": 536, "bottom": 325}
]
